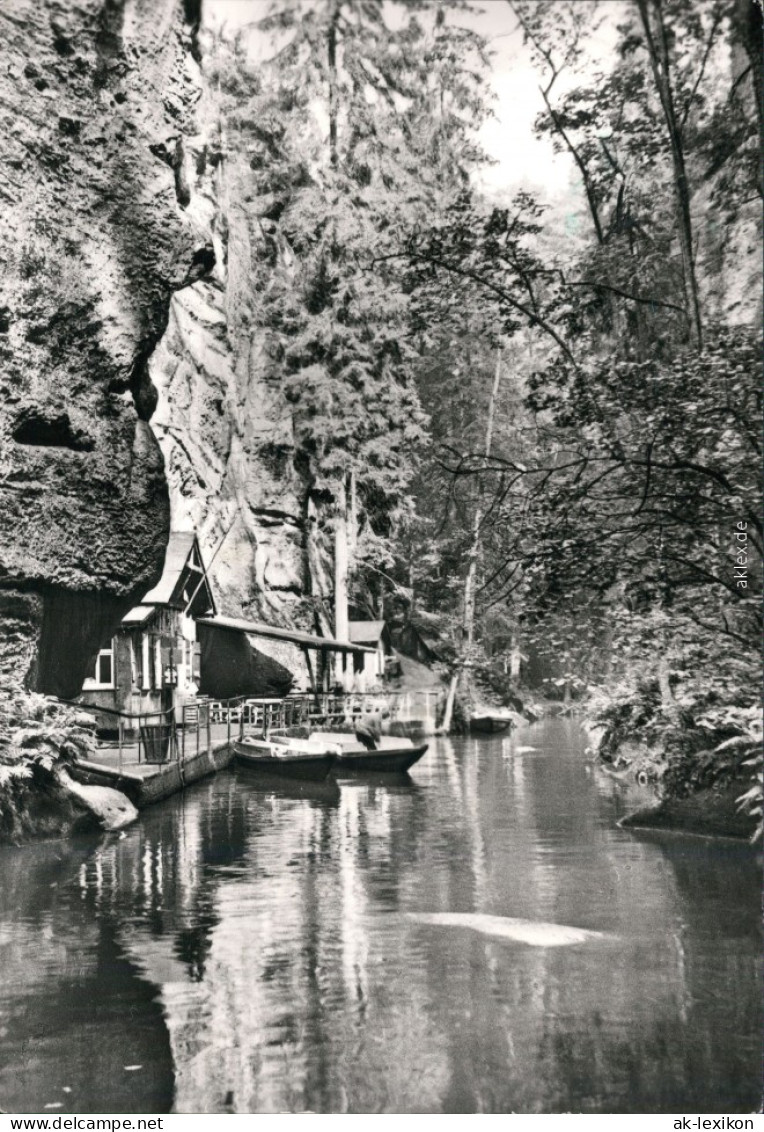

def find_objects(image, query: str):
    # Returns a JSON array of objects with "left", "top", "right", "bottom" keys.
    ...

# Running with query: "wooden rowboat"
[
  {"left": 233, "top": 736, "right": 336, "bottom": 781},
  {"left": 310, "top": 733, "right": 428, "bottom": 773}
]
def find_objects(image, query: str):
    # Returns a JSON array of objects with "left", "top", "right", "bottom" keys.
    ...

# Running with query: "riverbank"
[
  {"left": 0, "top": 769, "right": 96, "bottom": 844},
  {"left": 618, "top": 778, "right": 758, "bottom": 841},
  {"left": 0, "top": 765, "right": 139, "bottom": 845},
  {"left": 585, "top": 722, "right": 759, "bottom": 842},
  {"left": 0, "top": 692, "right": 134, "bottom": 844}
]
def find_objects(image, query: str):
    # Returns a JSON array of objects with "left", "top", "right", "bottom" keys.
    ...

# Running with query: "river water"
[{"left": 0, "top": 719, "right": 760, "bottom": 1114}]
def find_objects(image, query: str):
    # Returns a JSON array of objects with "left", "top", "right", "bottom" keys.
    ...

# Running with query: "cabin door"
[{"left": 161, "top": 685, "right": 174, "bottom": 718}]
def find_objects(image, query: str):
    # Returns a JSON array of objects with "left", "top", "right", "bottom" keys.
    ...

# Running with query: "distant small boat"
[
  {"left": 470, "top": 714, "right": 514, "bottom": 734},
  {"left": 234, "top": 736, "right": 336, "bottom": 781},
  {"left": 310, "top": 732, "right": 429, "bottom": 774}
]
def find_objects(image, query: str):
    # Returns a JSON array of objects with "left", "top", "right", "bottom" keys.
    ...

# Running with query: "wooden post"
[
  {"left": 439, "top": 673, "right": 459, "bottom": 734},
  {"left": 334, "top": 476, "right": 349, "bottom": 644},
  {"left": 348, "top": 470, "right": 358, "bottom": 560},
  {"left": 117, "top": 716, "right": 123, "bottom": 774}
]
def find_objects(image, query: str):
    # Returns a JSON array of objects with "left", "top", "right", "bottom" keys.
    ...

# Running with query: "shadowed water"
[{"left": 0, "top": 719, "right": 760, "bottom": 1113}]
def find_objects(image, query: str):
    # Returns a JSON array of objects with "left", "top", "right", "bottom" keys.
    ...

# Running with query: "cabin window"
[{"left": 83, "top": 640, "right": 115, "bottom": 689}]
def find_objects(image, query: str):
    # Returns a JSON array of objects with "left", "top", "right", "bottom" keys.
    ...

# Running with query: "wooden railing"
[
  {"left": 70, "top": 685, "right": 446, "bottom": 771},
  {"left": 70, "top": 700, "right": 179, "bottom": 771}
]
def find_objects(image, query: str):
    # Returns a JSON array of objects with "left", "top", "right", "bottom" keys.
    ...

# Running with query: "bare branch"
[
  {"left": 561, "top": 277, "right": 687, "bottom": 314},
  {"left": 374, "top": 249, "right": 578, "bottom": 365}
]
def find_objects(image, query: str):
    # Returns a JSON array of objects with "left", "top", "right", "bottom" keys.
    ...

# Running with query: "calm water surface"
[{"left": 0, "top": 719, "right": 760, "bottom": 1114}]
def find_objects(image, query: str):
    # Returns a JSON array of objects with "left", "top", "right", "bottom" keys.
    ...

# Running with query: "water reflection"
[
  {"left": 0, "top": 838, "right": 174, "bottom": 1114},
  {"left": 0, "top": 721, "right": 760, "bottom": 1113}
]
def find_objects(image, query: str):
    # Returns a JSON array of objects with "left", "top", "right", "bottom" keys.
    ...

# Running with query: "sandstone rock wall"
[
  {"left": 0, "top": 0, "right": 214, "bottom": 697},
  {"left": 150, "top": 131, "right": 312, "bottom": 626}
]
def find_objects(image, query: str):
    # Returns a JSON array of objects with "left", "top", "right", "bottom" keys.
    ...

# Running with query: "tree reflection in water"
[{"left": 0, "top": 721, "right": 760, "bottom": 1113}]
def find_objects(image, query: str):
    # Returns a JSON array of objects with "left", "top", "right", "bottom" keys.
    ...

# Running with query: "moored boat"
[
  {"left": 234, "top": 736, "right": 337, "bottom": 781},
  {"left": 309, "top": 732, "right": 428, "bottom": 773},
  {"left": 470, "top": 715, "right": 513, "bottom": 734}
]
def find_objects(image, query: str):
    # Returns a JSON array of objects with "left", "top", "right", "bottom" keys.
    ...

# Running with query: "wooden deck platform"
[{"left": 71, "top": 734, "right": 235, "bottom": 808}]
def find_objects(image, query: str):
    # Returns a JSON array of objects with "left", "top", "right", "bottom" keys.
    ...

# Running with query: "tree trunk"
[
  {"left": 461, "top": 348, "right": 502, "bottom": 650},
  {"left": 734, "top": 0, "right": 764, "bottom": 196},
  {"left": 658, "top": 653, "right": 676, "bottom": 716},
  {"left": 462, "top": 509, "right": 481, "bottom": 651},
  {"left": 327, "top": 0, "right": 340, "bottom": 169},
  {"left": 544, "top": 95, "right": 605, "bottom": 245},
  {"left": 348, "top": 469, "right": 358, "bottom": 560},
  {"left": 637, "top": 0, "right": 703, "bottom": 348}
]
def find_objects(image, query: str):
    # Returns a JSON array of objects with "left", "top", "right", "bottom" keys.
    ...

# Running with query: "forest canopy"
[{"left": 208, "top": 0, "right": 761, "bottom": 830}]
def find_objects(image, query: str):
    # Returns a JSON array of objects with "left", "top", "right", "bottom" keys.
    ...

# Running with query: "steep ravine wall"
[
  {"left": 150, "top": 137, "right": 313, "bottom": 626},
  {"left": 0, "top": 0, "right": 214, "bottom": 699}
]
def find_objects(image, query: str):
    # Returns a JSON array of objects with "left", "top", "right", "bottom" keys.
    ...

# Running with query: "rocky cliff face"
[
  {"left": 0, "top": 0, "right": 214, "bottom": 698},
  {"left": 149, "top": 122, "right": 312, "bottom": 626}
]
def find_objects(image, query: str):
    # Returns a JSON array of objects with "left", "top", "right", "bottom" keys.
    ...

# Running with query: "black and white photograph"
[{"left": 0, "top": 0, "right": 761, "bottom": 1117}]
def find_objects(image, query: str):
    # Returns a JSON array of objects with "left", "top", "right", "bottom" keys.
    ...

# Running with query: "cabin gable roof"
[{"left": 128, "top": 532, "right": 216, "bottom": 621}]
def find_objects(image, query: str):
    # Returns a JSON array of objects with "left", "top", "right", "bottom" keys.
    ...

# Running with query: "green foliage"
[
  {"left": 209, "top": 1, "right": 758, "bottom": 813},
  {"left": 0, "top": 693, "right": 97, "bottom": 782},
  {"left": 0, "top": 693, "right": 98, "bottom": 842},
  {"left": 523, "top": 326, "right": 761, "bottom": 619},
  {"left": 210, "top": 2, "right": 493, "bottom": 616},
  {"left": 394, "top": 0, "right": 760, "bottom": 811}
]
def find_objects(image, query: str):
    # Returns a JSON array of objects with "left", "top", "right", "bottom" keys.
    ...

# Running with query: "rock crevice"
[{"left": 0, "top": 0, "right": 214, "bottom": 697}]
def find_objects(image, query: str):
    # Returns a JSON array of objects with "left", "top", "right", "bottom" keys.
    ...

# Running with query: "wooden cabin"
[
  {"left": 80, "top": 531, "right": 216, "bottom": 720},
  {"left": 79, "top": 534, "right": 379, "bottom": 728},
  {"left": 347, "top": 620, "right": 394, "bottom": 689}
]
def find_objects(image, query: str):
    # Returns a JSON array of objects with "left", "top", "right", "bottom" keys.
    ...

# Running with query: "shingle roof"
[
  {"left": 141, "top": 531, "right": 198, "bottom": 605},
  {"left": 198, "top": 615, "right": 375, "bottom": 654},
  {"left": 121, "top": 604, "right": 155, "bottom": 626}
]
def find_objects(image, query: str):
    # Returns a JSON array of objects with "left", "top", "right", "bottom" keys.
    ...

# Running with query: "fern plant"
[{"left": 0, "top": 692, "right": 97, "bottom": 782}]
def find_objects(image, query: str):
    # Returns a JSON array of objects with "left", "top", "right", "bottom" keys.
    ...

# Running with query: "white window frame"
[{"left": 83, "top": 639, "right": 116, "bottom": 690}]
